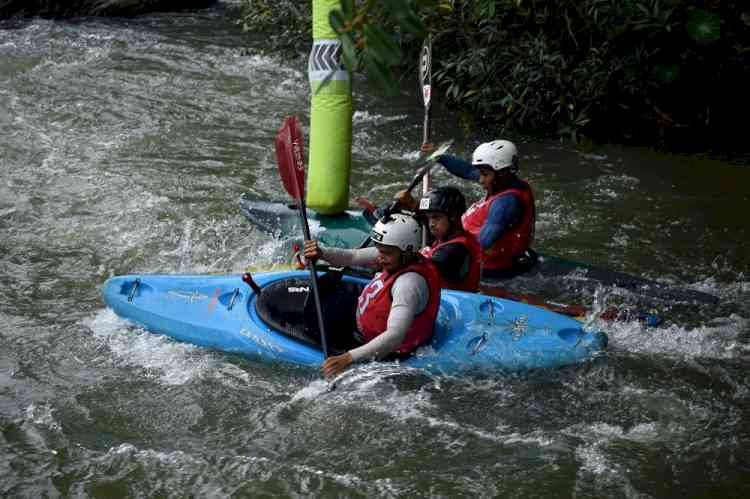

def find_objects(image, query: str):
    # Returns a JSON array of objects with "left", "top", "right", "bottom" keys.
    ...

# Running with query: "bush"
[
  {"left": 238, "top": 0, "right": 750, "bottom": 150},
  {"left": 238, "top": 0, "right": 312, "bottom": 57},
  {"left": 424, "top": 0, "right": 749, "bottom": 148}
]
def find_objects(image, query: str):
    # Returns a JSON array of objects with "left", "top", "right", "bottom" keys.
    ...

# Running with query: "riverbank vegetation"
[{"left": 240, "top": 0, "right": 749, "bottom": 151}]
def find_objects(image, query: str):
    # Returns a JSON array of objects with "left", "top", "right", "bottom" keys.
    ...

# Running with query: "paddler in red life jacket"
[
  {"left": 395, "top": 186, "right": 481, "bottom": 292},
  {"left": 436, "top": 140, "right": 537, "bottom": 279},
  {"left": 303, "top": 213, "right": 441, "bottom": 379}
]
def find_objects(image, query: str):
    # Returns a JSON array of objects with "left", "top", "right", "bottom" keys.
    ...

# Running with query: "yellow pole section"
[{"left": 307, "top": 0, "right": 353, "bottom": 214}]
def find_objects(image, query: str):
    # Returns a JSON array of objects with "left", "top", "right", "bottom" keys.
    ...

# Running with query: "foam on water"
[
  {"left": 593, "top": 173, "right": 641, "bottom": 187},
  {"left": 691, "top": 272, "right": 750, "bottom": 302},
  {"left": 93, "top": 442, "right": 375, "bottom": 494},
  {"left": 290, "top": 364, "right": 420, "bottom": 401},
  {"left": 6, "top": 404, "right": 63, "bottom": 464},
  {"left": 602, "top": 314, "right": 747, "bottom": 360},
  {"left": 114, "top": 211, "right": 291, "bottom": 275},
  {"left": 288, "top": 365, "right": 559, "bottom": 450},
  {"left": 365, "top": 180, "right": 409, "bottom": 195},
  {"left": 24, "top": 403, "right": 62, "bottom": 434},
  {"left": 290, "top": 364, "right": 433, "bottom": 417},
  {"left": 535, "top": 188, "right": 580, "bottom": 240},
  {"left": 607, "top": 229, "right": 631, "bottom": 249},
  {"left": 289, "top": 378, "right": 331, "bottom": 401},
  {"left": 581, "top": 153, "right": 609, "bottom": 161},
  {"left": 227, "top": 53, "right": 304, "bottom": 80},
  {"left": 567, "top": 421, "right": 666, "bottom": 497},
  {"left": 85, "top": 308, "right": 217, "bottom": 385},
  {"left": 353, "top": 110, "right": 408, "bottom": 125},
  {"left": 400, "top": 149, "right": 422, "bottom": 161},
  {"left": 0, "top": 207, "right": 17, "bottom": 218}
]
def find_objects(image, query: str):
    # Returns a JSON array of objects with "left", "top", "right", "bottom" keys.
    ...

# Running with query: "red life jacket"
[
  {"left": 461, "top": 180, "right": 535, "bottom": 271},
  {"left": 420, "top": 231, "right": 481, "bottom": 292},
  {"left": 355, "top": 259, "right": 441, "bottom": 356}
]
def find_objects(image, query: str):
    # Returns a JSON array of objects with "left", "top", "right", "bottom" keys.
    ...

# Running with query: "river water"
[{"left": 1, "top": 3, "right": 749, "bottom": 498}]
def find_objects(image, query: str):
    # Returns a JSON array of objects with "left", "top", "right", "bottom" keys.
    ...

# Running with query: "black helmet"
[{"left": 419, "top": 186, "right": 466, "bottom": 218}]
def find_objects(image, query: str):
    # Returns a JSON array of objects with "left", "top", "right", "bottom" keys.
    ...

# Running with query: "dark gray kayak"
[{"left": 239, "top": 196, "right": 720, "bottom": 314}]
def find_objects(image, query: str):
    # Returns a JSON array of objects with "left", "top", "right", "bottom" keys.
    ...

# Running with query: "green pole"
[{"left": 307, "top": 0, "right": 353, "bottom": 214}]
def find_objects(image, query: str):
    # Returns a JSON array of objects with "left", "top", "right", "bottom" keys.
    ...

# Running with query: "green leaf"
[
  {"left": 340, "top": 0, "right": 355, "bottom": 20},
  {"left": 363, "top": 50, "right": 398, "bottom": 95},
  {"left": 415, "top": 0, "right": 440, "bottom": 8},
  {"left": 329, "top": 9, "right": 346, "bottom": 33},
  {"left": 655, "top": 63, "right": 680, "bottom": 83},
  {"left": 364, "top": 24, "right": 402, "bottom": 66},
  {"left": 380, "top": 0, "right": 426, "bottom": 37},
  {"left": 396, "top": 9, "right": 426, "bottom": 37},
  {"left": 686, "top": 8, "right": 721, "bottom": 44},
  {"left": 340, "top": 32, "right": 358, "bottom": 73}
]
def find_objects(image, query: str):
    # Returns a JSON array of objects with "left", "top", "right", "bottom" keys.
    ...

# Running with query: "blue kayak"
[{"left": 101, "top": 270, "right": 608, "bottom": 374}]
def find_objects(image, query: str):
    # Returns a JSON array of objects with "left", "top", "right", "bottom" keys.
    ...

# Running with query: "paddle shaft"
[
  {"left": 353, "top": 141, "right": 452, "bottom": 251},
  {"left": 419, "top": 35, "right": 433, "bottom": 247},
  {"left": 478, "top": 285, "right": 587, "bottom": 318},
  {"left": 419, "top": 35, "right": 433, "bottom": 186},
  {"left": 356, "top": 159, "right": 437, "bottom": 249},
  {"left": 296, "top": 197, "right": 330, "bottom": 357},
  {"left": 479, "top": 284, "right": 659, "bottom": 325}
]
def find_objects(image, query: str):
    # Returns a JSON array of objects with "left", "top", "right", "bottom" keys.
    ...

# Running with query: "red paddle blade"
[{"left": 274, "top": 115, "right": 306, "bottom": 201}]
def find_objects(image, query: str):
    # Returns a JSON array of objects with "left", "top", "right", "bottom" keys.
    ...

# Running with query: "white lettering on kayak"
[
  {"left": 240, "top": 328, "right": 284, "bottom": 353},
  {"left": 168, "top": 290, "right": 209, "bottom": 303},
  {"left": 287, "top": 286, "right": 309, "bottom": 293},
  {"left": 508, "top": 315, "right": 529, "bottom": 340}
]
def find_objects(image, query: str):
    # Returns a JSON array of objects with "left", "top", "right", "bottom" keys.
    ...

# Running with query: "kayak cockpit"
[{"left": 254, "top": 275, "right": 365, "bottom": 354}]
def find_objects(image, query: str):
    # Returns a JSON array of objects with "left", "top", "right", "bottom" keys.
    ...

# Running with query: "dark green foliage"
[
  {"left": 238, "top": 0, "right": 312, "bottom": 58},
  {"left": 421, "top": 0, "right": 750, "bottom": 148},
  {"left": 239, "top": 0, "right": 750, "bottom": 149},
  {"left": 326, "top": 0, "right": 425, "bottom": 95}
]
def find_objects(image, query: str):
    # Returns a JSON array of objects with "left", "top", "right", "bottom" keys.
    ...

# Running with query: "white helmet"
[
  {"left": 370, "top": 213, "right": 422, "bottom": 252},
  {"left": 471, "top": 140, "right": 519, "bottom": 172}
]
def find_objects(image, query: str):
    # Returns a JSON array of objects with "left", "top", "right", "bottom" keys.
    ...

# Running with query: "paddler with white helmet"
[
  {"left": 435, "top": 140, "right": 537, "bottom": 278},
  {"left": 303, "top": 213, "right": 440, "bottom": 378}
]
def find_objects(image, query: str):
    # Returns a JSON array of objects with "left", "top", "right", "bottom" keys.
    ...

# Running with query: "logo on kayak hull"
[{"left": 168, "top": 290, "right": 209, "bottom": 303}]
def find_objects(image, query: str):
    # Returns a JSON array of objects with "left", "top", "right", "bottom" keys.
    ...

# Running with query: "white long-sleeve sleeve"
[{"left": 318, "top": 246, "right": 379, "bottom": 268}]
